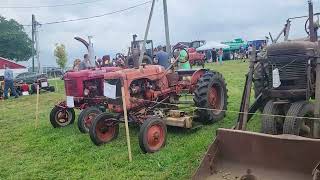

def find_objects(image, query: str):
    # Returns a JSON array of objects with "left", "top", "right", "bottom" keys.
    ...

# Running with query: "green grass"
[{"left": 0, "top": 60, "right": 260, "bottom": 179}]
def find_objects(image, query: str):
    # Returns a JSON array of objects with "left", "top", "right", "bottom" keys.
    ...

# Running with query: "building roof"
[{"left": 0, "top": 57, "right": 26, "bottom": 69}]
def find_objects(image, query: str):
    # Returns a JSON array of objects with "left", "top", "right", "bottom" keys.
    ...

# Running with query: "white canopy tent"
[{"left": 196, "top": 41, "right": 230, "bottom": 51}]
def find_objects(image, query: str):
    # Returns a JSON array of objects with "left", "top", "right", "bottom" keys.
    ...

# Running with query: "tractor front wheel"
[
  {"left": 283, "top": 102, "right": 314, "bottom": 137},
  {"left": 193, "top": 71, "right": 228, "bottom": 124},
  {"left": 49, "top": 86, "right": 55, "bottom": 92},
  {"left": 78, "top": 107, "right": 102, "bottom": 133},
  {"left": 89, "top": 113, "right": 119, "bottom": 146},
  {"left": 261, "top": 100, "right": 285, "bottom": 135},
  {"left": 139, "top": 117, "right": 167, "bottom": 153},
  {"left": 49, "top": 106, "right": 75, "bottom": 128}
]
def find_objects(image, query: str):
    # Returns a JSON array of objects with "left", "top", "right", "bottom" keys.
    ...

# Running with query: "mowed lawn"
[{"left": 0, "top": 60, "right": 260, "bottom": 179}]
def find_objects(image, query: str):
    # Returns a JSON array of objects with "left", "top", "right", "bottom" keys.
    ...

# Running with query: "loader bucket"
[{"left": 193, "top": 128, "right": 320, "bottom": 180}]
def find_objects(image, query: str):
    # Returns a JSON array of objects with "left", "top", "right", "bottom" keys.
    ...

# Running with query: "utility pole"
[
  {"left": 138, "top": 0, "right": 156, "bottom": 66},
  {"left": 35, "top": 22, "right": 40, "bottom": 73},
  {"left": 32, "top": 14, "right": 35, "bottom": 72},
  {"left": 163, "top": 0, "right": 171, "bottom": 57}
]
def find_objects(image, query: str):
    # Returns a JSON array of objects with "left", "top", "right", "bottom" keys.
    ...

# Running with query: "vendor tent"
[{"left": 196, "top": 41, "right": 230, "bottom": 51}]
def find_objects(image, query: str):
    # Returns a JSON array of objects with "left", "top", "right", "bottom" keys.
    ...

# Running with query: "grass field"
[{"left": 0, "top": 60, "right": 260, "bottom": 179}]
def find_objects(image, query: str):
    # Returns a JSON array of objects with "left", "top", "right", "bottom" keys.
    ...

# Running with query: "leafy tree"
[
  {"left": 0, "top": 16, "right": 33, "bottom": 61},
  {"left": 54, "top": 43, "right": 68, "bottom": 69}
]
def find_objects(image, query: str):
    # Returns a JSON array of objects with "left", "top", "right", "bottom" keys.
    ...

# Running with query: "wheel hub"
[
  {"left": 208, "top": 84, "right": 222, "bottom": 115},
  {"left": 147, "top": 125, "right": 164, "bottom": 149},
  {"left": 84, "top": 113, "right": 96, "bottom": 128},
  {"left": 57, "top": 111, "right": 68, "bottom": 123},
  {"left": 96, "top": 119, "right": 116, "bottom": 142}
]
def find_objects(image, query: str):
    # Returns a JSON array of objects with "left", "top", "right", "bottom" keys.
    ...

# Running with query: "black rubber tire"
[
  {"left": 49, "top": 86, "right": 55, "bottom": 92},
  {"left": 49, "top": 106, "right": 75, "bottom": 128},
  {"left": 253, "top": 61, "right": 268, "bottom": 99},
  {"left": 283, "top": 102, "right": 314, "bottom": 137},
  {"left": 193, "top": 71, "right": 228, "bottom": 124},
  {"left": 78, "top": 107, "right": 102, "bottom": 133},
  {"left": 125, "top": 56, "right": 134, "bottom": 67},
  {"left": 89, "top": 112, "right": 119, "bottom": 146},
  {"left": 261, "top": 100, "right": 285, "bottom": 135},
  {"left": 30, "top": 84, "right": 36, "bottom": 94},
  {"left": 139, "top": 117, "right": 167, "bottom": 153}
]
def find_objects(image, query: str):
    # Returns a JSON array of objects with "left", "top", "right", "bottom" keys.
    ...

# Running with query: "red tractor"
[
  {"left": 88, "top": 63, "right": 228, "bottom": 153},
  {"left": 49, "top": 66, "right": 121, "bottom": 133},
  {"left": 173, "top": 41, "right": 206, "bottom": 68}
]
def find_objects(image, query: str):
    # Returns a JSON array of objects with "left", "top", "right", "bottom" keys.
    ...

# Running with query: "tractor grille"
[
  {"left": 267, "top": 54, "right": 308, "bottom": 90},
  {"left": 65, "top": 80, "right": 78, "bottom": 96}
]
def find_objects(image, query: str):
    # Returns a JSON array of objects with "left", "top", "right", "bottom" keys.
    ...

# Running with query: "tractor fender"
[{"left": 191, "top": 69, "right": 207, "bottom": 85}]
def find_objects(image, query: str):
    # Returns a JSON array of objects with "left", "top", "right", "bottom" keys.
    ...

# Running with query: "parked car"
[
  {"left": 15, "top": 72, "right": 55, "bottom": 94},
  {"left": 15, "top": 72, "right": 47, "bottom": 84}
]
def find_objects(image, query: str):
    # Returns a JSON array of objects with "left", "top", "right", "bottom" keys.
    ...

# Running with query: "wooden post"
[
  {"left": 35, "top": 85, "right": 40, "bottom": 128},
  {"left": 240, "top": 47, "right": 256, "bottom": 130},
  {"left": 54, "top": 72, "right": 58, "bottom": 93},
  {"left": 121, "top": 86, "right": 132, "bottom": 162}
]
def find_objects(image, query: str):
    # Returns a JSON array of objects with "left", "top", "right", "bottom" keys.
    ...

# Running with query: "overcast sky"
[{"left": 1, "top": 0, "right": 318, "bottom": 67}]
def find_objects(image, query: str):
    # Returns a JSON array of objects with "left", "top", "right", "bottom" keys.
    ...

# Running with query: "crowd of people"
[
  {"left": 71, "top": 43, "right": 267, "bottom": 72},
  {"left": 72, "top": 45, "right": 194, "bottom": 71}
]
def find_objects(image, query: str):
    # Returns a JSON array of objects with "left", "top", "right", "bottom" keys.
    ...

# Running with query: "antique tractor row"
[
  {"left": 88, "top": 65, "right": 227, "bottom": 152},
  {"left": 50, "top": 60, "right": 228, "bottom": 152}
]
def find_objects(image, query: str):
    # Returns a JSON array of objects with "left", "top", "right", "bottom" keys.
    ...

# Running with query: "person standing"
[
  {"left": 102, "top": 55, "right": 111, "bottom": 67},
  {"left": 211, "top": 48, "right": 217, "bottom": 63},
  {"left": 3, "top": 64, "right": 18, "bottom": 99},
  {"left": 248, "top": 44, "right": 253, "bottom": 58},
  {"left": 154, "top": 45, "right": 170, "bottom": 69},
  {"left": 177, "top": 48, "right": 191, "bottom": 69},
  {"left": 73, "top": 59, "right": 81, "bottom": 71},
  {"left": 79, "top": 54, "right": 92, "bottom": 70},
  {"left": 218, "top": 48, "right": 223, "bottom": 64}
]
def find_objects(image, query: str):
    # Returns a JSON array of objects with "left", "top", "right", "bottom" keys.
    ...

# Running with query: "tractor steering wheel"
[
  {"left": 305, "top": 18, "right": 310, "bottom": 35},
  {"left": 116, "top": 53, "right": 124, "bottom": 59}
]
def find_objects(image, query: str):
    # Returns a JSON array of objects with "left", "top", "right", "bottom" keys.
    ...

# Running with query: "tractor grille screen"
[
  {"left": 65, "top": 80, "right": 78, "bottom": 96},
  {"left": 267, "top": 54, "right": 308, "bottom": 90}
]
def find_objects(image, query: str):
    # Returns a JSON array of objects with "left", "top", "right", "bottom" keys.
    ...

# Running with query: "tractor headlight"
[{"left": 84, "top": 88, "right": 90, "bottom": 96}]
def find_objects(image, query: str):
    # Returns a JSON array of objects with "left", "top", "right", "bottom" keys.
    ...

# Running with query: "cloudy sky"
[{"left": 1, "top": 0, "right": 318, "bottom": 67}]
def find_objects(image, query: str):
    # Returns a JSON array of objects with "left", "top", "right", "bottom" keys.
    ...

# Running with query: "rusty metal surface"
[{"left": 193, "top": 128, "right": 320, "bottom": 180}]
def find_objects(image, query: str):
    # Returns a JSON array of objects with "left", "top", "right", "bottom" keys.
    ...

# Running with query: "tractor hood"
[
  {"left": 104, "top": 65, "right": 166, "bottom": 80},
  {"left": 64, "top": 67, "right": 121, "bottom": 79},
  {"left": 267, "top": 41, "right": 318, "bottom": 57}
]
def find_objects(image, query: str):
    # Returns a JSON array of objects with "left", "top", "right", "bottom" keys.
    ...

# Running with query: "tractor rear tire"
[
  {"left": 49, "top": 106, "right": 75, "bottom": 128},
  {"left": 283, "top": 102, "right": 314, "bottom": 137},
  {"left": 193, "top": 71, "right": 228, "bottom": 124},
  {"left": 253, "top": 61, "right": 268, "bottom": 99},
  {"left": 78, "top": 107, "right": 102, "bottom": 133},
  {"left": 89, "top": 112, "right": 119, "bottom": 146},
  {"left": 142, "top": 55, "right": 153, "bottom": 65},
  {"left": 49, "top": 86, "right": 55, "bottom": 92},
  {"left": 139, "top": 117, "right": 167, "bottom": 153},
  {"left": 261, "top": 100, "right": 285, "bottom": 135}
]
